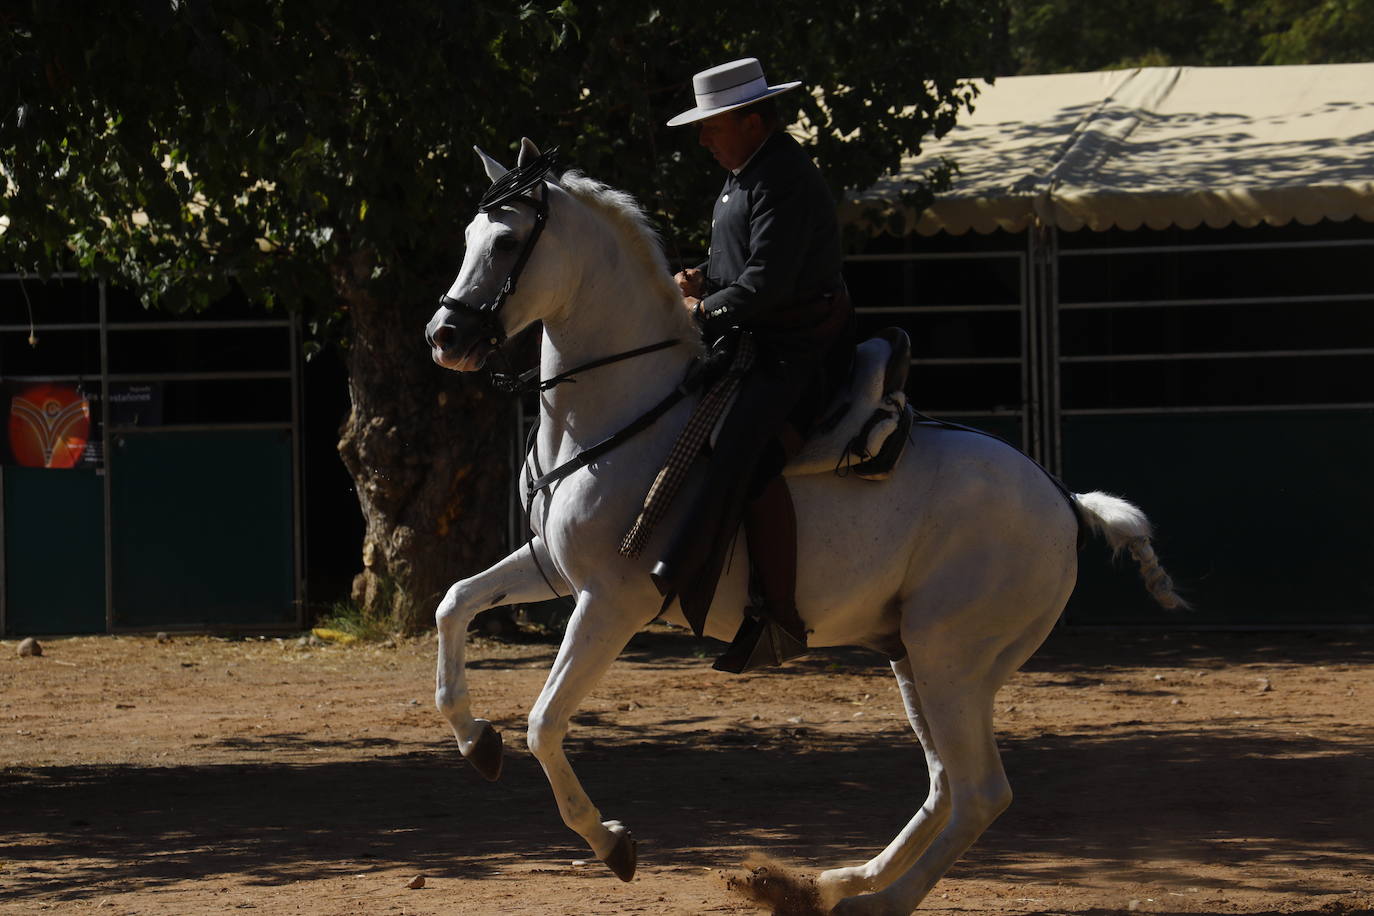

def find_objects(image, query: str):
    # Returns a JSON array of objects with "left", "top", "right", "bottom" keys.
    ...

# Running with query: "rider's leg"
[
  {"left": 651, "top": 366, "right": 803, "bottom": 634},
  {"left": 712, "top": 439, "right": 809, "bottom": 673},
  {"left": 745, "top": 463, "right": 808, "bottom": 641}
]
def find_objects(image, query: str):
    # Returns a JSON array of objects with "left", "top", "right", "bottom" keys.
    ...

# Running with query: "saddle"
[
  {"left": 637, "top": 326, "right": 914, "bottom": 651},
  {"left": 708, "top": 327, "right": 913, "bottom": 480}
]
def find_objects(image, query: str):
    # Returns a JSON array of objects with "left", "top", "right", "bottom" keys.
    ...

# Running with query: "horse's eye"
[{"left": 494, "top": 235, "right": 520, "bottom": 253}]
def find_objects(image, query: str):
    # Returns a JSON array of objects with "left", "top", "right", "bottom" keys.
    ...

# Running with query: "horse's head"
[{"left": 426, "top": 139, "right": 571, "bottom": 371}]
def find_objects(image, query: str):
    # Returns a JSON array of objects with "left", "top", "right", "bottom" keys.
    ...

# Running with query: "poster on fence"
[
  {"left": 2, "top": 382, "right": 100, "bottom": 469},
  {"left": 3, "top": 381, "right": 164, "bottom": 469}
]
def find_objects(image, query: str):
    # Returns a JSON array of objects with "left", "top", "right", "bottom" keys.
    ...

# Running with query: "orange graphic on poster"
[{"left": 8, "top": 385, "right": 91, "bottom": 468}]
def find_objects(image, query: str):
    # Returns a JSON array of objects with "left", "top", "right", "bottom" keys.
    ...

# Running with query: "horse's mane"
[{"left": 556, "top": 170, "right": 699, "bottom": 340}]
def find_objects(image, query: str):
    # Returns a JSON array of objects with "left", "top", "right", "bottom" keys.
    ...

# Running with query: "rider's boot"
[{"left": 713, "top": 473, "right": 808, "bottom": 674}]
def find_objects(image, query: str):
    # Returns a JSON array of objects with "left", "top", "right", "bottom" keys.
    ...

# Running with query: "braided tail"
[{"left": 1074, "top": 491, "right": 1189, "bottom": 610}]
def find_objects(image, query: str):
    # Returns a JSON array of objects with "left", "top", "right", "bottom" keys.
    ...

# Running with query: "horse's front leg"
[
  {"left": 527, "top": 590, "right": 646, "bottom": 882},
  {"left": 435, "top": 537, "right": 567, "bottom": 781}
]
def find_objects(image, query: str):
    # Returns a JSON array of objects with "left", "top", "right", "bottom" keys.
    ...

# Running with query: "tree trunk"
[{"left": 336, "top": 276, "right": 513, "bottom": 632}]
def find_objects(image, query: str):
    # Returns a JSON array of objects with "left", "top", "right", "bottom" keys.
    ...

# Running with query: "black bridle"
[
  {"left": 432, "top": 146, "right": 696, "bottom": 602},
  {"left": 435, "top": 146, "right": 685, "bottom": 395},
  {"left": 434, "top": 147, "right": 561, "bottom": 365}
]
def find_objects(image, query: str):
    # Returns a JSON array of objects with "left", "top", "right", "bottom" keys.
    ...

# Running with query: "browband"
[{"left": 480, "top": 147, "right": 562, "bottom": 212}]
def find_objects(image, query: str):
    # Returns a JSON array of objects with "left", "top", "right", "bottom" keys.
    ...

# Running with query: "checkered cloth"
[{"left": 619, "top": 334, "right": 756, "bottom": 559}]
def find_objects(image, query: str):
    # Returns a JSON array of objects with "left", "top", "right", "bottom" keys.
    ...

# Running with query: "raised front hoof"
[
  {"left": 600, "top": 823, "right": 637, "bottom": 882},
  {"left": 464, "top": 720, "right": 504, "bottom": 781}
]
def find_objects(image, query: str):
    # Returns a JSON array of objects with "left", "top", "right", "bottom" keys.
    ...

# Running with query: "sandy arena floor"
[{"left": 1, "top": 626, "right": 1371, "bottom": 915}]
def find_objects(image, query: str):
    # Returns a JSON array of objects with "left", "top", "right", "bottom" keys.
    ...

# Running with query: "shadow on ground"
[{"left": 2, "top": 631, "right": 1371, "bottom": 906}]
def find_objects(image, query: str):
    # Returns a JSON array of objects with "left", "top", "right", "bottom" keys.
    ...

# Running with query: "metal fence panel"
[{"left": 1062, "top": 409, "right": 1374, "bottom": 626}]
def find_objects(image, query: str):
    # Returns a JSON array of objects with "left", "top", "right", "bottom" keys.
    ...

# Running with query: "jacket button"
[{"left": 721, "top": 194, "right": 729, "bottom": 203}]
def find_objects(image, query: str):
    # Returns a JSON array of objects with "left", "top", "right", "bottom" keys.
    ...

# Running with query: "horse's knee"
[
  {"left": 435, "top": 580, "right": 475, "bottom": 629},
  {"left": 525, "top": 710, "right": 565, "bottom": 762}
]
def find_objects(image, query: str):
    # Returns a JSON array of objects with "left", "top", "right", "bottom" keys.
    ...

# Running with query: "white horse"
[{"left": 425, "top": 139, "right": 1183, "bottom": 915}]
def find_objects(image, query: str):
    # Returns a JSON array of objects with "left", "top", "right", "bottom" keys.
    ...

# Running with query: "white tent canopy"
[{"left": 845, "top": 63, "right": 1374, "bottom": 236}]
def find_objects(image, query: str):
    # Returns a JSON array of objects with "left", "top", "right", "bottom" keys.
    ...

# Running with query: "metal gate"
[
  {"left": 1, "top": 275, "right": 304, "bottom": 635},
  {"left": 845, "top": 221, "right": 1374, "bottom": 627},
  {"left": 1049, "top": 226, "right": 1374, "bottom": 626},
  {"left": 498, "top": 219, "right": 1374, "bottom": 628}
]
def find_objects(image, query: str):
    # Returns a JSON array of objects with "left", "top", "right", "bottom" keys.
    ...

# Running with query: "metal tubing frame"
[
  {"left": 1062, "top": 401, "right": 1374, "bottom": 416},
  {"left": 1025, "top": 224, "right": 1062, "bottom": 471},
  {"left": 100, "top": 279, "right": 114, "bottom": 632},
  {"left": 1060, "top": 347, "right": 1374, "bottom": 363},
  {"left": 850, "top": 246, "right": 1032, "bottom": 451},
  {"left": 1, "top": 274, "right": 304, "bottom": 634},
  {"left": 1056, "top": 233, "right": 1374, "bottom": 420},
  {"left": 1054, "top": 229, "right": 1374, "bottom": 631},
  {"left": 1059, "top": 291, "right": 1372, "bottom": 311},
  {"left": 1058, "top": 237, "right": 1374, "bottom": 258},
  {"left": 0, "top": 465, "right": 6, "bottom": 635}
]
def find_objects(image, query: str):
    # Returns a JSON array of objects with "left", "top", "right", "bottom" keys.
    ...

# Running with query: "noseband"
[{"left": 436, "top": 147, "right": 561, "bottom": 351}]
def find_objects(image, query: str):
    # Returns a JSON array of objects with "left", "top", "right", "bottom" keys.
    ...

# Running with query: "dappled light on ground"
[{"left": 0, "top": 627, "right": 1371, "bottom": 914}]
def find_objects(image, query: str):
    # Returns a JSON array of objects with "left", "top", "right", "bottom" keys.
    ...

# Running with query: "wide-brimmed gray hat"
[{"left": 666, "top": 58, "right": 802, "bottom": 127}]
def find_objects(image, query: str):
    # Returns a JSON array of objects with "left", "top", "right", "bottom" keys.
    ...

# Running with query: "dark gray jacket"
[{"left": 699, "top": 131, "right": 843, "bottom": 330}]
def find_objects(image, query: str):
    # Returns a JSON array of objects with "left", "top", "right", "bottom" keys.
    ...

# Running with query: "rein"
[
  {"left": 517, "top": 343, "right": 700, "bottom": 604},
  {"left": 491, "top": 337, "right": 681, "bottom": 395},
  {"left": 523, "top": 355, "right": 699, "bottom": 501}
]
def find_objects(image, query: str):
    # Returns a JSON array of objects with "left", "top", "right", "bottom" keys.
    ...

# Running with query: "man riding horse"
[{"left": 653, "top": 58, "right": 854, "bottom": 673}]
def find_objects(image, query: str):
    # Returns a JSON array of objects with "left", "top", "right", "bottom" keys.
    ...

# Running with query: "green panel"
[
  {"left": 1063, "top": 410, "right": 1374, "bottom": 626},
  {"left": 110, "top": 430, "right": 295, "bottom": 628},
  {"left": 3, "top": 467, "right": 107, "bottom": 635}
]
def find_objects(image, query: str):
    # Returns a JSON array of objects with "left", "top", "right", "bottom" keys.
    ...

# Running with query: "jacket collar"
[{"left": 731, "top": 130, "right": 786, "bottom": 179}]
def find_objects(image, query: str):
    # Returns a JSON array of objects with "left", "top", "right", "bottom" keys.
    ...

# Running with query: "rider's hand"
[
  {"left": 675, "top": 268, "right": 704, "bottom": 298},
  {"left": 681, "top": 295, "right": 701, "bottom": 314}
]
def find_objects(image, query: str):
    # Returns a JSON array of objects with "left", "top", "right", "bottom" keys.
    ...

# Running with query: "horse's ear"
[
  {"left": 517, "top": 138, "right": 541, "bottom": 168},
  {"left": 474, "top": 146, "right": 508, "bottom": 183}
]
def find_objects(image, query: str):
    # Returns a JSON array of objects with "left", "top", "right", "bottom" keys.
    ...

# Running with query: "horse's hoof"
[
  {"left": 600, "top": 826, "right": 637, "bottom": 882},
  {"left": 465, "top": 721, "right": 503, "bottom": 781}
]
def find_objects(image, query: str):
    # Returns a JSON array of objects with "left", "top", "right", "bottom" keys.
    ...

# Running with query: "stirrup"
[{"left": 712, "top": 615, "right": 808, "bottom": 674}]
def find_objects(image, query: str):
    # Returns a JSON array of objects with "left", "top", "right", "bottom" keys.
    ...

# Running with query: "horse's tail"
[{"left": 1073, "top": 491, "right": 1189, "bottom": 610}]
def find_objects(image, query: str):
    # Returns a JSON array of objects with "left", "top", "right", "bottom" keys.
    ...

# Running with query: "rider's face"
[{"left": 698, "top": 111, "right": 767, "bottom": 172}]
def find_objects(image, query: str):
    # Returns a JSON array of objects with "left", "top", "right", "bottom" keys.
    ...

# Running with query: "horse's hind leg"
[
  {"left": 816, "top": 656, "right": 950, "bottom": 909},
  {"left": 435, "top": 537, "right": 566, "bottom": 780},
  {"left": 831, "top": 615, "right": 1053, "bottom": 915}
]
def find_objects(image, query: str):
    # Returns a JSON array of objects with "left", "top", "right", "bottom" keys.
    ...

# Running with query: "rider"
[{"left": 655, "top": 58, "right": 853, "bottom": 673}]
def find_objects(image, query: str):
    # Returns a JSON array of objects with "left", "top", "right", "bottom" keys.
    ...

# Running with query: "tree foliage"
[
  {"left": 1007, "top": 0, "right": 1374, "bottom": 74},
  {"left": 1249, "top": 0, "right": 1374, "bottom": 64},
  {"left": 1, "top": 0, "right": 1005, "bottom": 625},
  {"left": 2, "top": 0, "right": 1004, "bottom": 318}
]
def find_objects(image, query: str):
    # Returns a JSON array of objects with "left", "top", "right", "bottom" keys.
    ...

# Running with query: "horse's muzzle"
[{"left": 427, "top": 303, "right": 498, "bottom": 372}]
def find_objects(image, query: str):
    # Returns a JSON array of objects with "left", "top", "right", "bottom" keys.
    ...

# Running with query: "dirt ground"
[{"left": 1, "top": 625, "right": 1371, "bottom": 916}]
